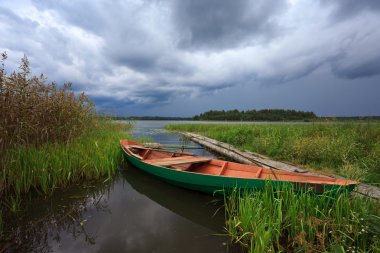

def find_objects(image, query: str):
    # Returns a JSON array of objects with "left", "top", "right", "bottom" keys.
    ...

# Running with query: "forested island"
[
  {"left": 193, "top": 109, "right": 317, "bottom": 121},
  {"left": 112, "top": 111, "right": 380, "bottom": 121}
]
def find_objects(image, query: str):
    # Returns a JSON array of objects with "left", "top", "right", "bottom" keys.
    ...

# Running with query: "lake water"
[{"left": 3, "top": 120, "right": 234, "bottom": 253}]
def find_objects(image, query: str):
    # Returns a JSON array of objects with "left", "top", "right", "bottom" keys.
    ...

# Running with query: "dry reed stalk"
[{"left": 0, "top": 52, "right": 95, "bottom": 152}]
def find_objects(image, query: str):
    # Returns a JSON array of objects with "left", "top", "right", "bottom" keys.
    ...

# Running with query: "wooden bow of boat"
[{"left": 120, "top": 139, "right": 359, "bottom": 194}]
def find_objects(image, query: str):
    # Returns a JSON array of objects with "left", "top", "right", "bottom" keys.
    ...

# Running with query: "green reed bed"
[
  {"left": 165, "top": 123, "right": 380, "bottom": 183},
  {"left": 0, "top": 53, "right": 131, "bottom": 214},
  {"left": 2, "top": 121, "right": 130, "bottom": 197},
  {"left": 225, "top": 185, "right": 380, "bottom": 252}
]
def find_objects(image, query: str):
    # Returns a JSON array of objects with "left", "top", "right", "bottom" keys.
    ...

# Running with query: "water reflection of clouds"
[{"left": 48, "top": 176, "right": 226, "bottom": 253}]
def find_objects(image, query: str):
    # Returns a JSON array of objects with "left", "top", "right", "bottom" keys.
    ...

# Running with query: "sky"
[{"left": 1, "top": 0, "right": 380, "bottom": 117}]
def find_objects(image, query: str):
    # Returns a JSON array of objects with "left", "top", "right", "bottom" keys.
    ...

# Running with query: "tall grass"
[
  {"left": 165, "top": 123, "right": 380, "bottom": 183},
  {"left": 0, "top": 53, "right": 131, "bottom": 200},
  {"left": 225, "top": 185, "right": 380, "bottom": 252},
  {"left": 1, "top": 121, "right": 129, "bottom": 197},
  {"left": 0, "top": 52, "right": 94, "bottom": 152}
]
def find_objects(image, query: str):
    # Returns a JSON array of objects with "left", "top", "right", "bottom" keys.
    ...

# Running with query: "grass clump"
[
  {"left": 225, "top": 185, "right": 380, "bottom": 252},
  {"left": 165, "top": 123, "right": 380, "bottom": 183}
]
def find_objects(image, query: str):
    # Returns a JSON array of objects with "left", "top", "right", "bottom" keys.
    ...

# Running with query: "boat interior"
[{"left": 120, "top": 140, "right": 357, "bottom": 186}]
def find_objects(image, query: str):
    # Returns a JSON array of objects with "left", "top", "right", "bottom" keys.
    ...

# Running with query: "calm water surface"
[{"left": 4, "top": 120, "right": 233, "bottom": 253}]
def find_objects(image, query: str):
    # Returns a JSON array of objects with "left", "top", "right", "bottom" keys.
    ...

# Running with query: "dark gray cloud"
[
  {"left": 325, "top": 20, "right": 380, "bottom": 80},
  {"left": 32, "top": 0, "right": 175, "bottom": 74},
  {"left": 171, "top": 0, "right": 287, "bottom": 50},
  {"left": 332, "top": 55, "right": 380, "bottom": 79},
  {"left": 92, "top": 96, "right": 136, "bottom": 115},
  {"left": 113, "top": 50, "right": 159, "bottom": 72},
  {"left": 319, "top": 0, "right": 380, "bottom": 21}
]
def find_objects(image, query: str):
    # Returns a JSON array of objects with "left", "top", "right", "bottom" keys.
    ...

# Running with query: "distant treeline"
[
  {"left": 193, "top": 109, "right": 317, "bottom": 121},
  {"left": 111, "top": 116, "right": 192, "bottom": 121},
  {"left": 109, "top": 112, "right": 380, "bottom": 122}
]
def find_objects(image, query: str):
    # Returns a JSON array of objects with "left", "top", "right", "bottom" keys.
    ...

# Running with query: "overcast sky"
[{"left": 1, "top": 0, "right": 380, "bottom": 117}]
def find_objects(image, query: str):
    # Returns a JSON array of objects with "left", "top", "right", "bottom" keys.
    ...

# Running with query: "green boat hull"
[{"left": 123, "top": 152, "right": 356, "bottom": 195}]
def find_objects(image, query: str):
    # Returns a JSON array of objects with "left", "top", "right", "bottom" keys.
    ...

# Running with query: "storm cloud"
[
  {"left": 319, "top": 0, "right": 380, "bottom": 21},
  {"left": 1, "top": 0, "right": 379, "bottom": 116},
  {"left": 171, "top": 0, "right": 287, "bottom": 49}
]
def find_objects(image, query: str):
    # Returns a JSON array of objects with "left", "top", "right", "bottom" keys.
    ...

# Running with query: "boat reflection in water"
[
  {"left": 2, "top": 163, "right": 231, "bottom": 253},
  {"left": 121, "top": 161, "right": 226, "bottom": 233}
]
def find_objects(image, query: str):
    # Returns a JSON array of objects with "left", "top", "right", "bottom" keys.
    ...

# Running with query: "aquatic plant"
[
  {"left": 2, "top": 120, "right": 130, "bottom": 197},
  {"left": 225, "top": 184, "right": 380, "bottom": 252}
]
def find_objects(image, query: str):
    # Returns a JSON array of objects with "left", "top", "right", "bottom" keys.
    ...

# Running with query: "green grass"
[
  {"left": 1, "top": 120, "right": 131, "bottom": 197},
  {"left": 165, "top": 123, "right": 380, "bottom": 183},
  {"left": 225, "top": 185, "right": 380, "bottom": 252}
]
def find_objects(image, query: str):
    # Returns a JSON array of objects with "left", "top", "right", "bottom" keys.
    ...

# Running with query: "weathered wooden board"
[
  {"left": 147, "top": 156, "right": 211, "bottom": 167},
  {"left": 184, "top": 132, "right": 307, "bottom": 173}
]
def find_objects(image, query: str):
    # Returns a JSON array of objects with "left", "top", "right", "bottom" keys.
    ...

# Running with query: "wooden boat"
[{"left": 120, "top": 139, "right": 359, "bottom": 195}]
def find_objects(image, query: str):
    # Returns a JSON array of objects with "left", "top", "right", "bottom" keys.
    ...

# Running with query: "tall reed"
[
  {"left": 225, "top": 185, "right": 380, "bottom": 252},
  {"left": 2, "top": 121, "right": 130, "bottom": 197},
  {"left": 0, "top": 53, "right": 131, "bottom": 198},
  {"left": 0, "top": 52, "right": 94, "bottom": 152}
]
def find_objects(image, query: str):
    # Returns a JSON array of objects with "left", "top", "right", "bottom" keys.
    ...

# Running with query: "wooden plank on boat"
[
  {"left": 148, "top": 157, "right": 211, "bottom": 167},
  {"left": 129, "top": 145, "right": 192, "bottom": 156}
]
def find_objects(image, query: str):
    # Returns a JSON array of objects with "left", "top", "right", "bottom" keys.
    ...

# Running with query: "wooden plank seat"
[{"left": 146, "top": 156, "right": 211, "bottom": 167}]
